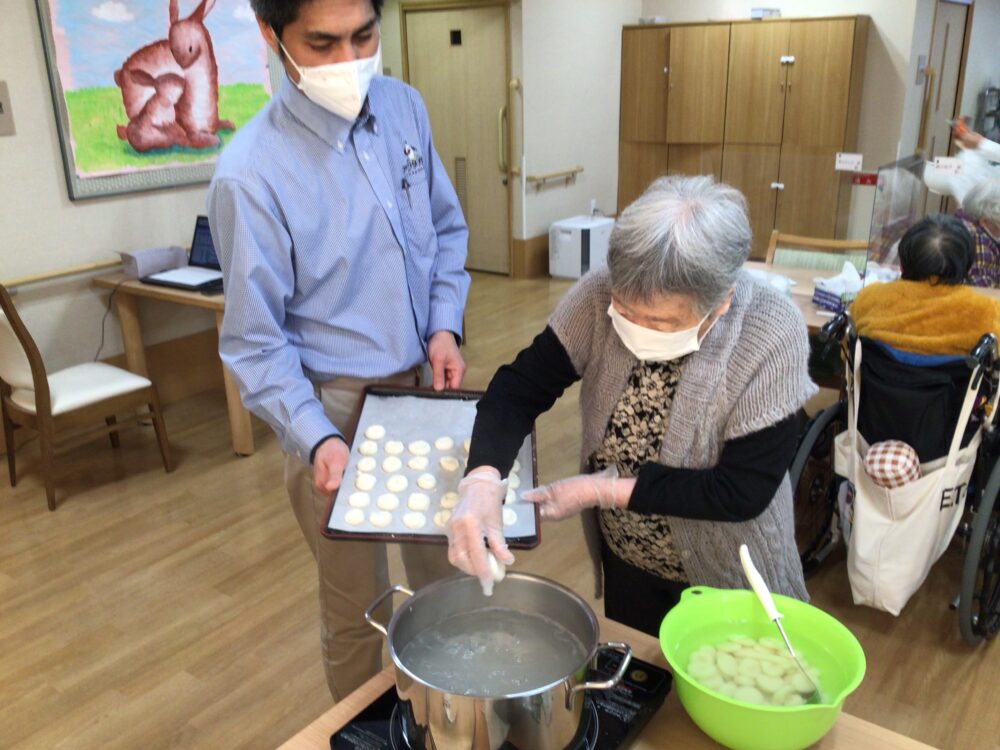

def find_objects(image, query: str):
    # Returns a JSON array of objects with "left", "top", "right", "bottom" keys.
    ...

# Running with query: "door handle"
[
  {"left": 771, "top": 182, "right": 785, "bottom": 190},
  {"left": 498, "top": 105, "right": 509, "bottom": 174}
]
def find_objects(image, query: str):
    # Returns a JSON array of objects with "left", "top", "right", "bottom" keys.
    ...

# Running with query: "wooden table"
[
  {"left": 278, "top": 615, "right": 937, "bottom": 750},
  {"left": 744, "top": 261, "right": 836, "bottom": 334},
  {"left": 92, "top": 274, "right": 254, "bottom": 456}
]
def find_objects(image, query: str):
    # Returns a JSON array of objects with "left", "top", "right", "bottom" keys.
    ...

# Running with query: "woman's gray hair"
[
  {"left": 962, "top": 179, "right": 1000, "bottom": 223},
  {"left": 607, "top": 175, "right": 752, "bottom": 315}
]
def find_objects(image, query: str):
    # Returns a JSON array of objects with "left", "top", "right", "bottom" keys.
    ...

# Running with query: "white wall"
[
  {"left": 1, "top": 0, "right": 214, "bottom": 371},
  {"left": 959, "top": 0, "right": 1000, "bottom": 123},
  {"left": 519, "top": 0, "right": 642, "bottom": 237}
]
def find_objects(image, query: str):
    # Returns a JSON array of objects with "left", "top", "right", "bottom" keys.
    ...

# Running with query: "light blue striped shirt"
[{"left": 208, "top": 75, "right": 470, "bottom": 464}]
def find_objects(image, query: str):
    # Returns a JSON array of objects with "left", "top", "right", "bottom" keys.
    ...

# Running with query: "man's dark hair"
[
  {"left": 898, "top": 214, "right": 974, "bottom": 285},
  {"left": 251, "top": 0, "right": 384, "bottom": 40}
]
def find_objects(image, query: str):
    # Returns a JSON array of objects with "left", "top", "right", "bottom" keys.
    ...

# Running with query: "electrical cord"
[{"left": 93, "top": 279, "right": 126, "bottom": 362}]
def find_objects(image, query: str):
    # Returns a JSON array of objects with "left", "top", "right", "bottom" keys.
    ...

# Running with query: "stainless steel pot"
[{"left": 365, "top": 573, "right": 631, "bottom": 750}]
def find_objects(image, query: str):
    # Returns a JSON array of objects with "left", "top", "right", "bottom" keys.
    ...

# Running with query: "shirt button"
[
  {"left": 386, "top": 200, "right": 393, "bottom": 209},
  {"left": 364, "top": 152, "right": 371, "bottom": 161},
  {"left": 336, "top": 140, "right": 344, "bottom": 150},
  {"left": 681, "top": 550, "right": 691, "bottom": 560}
]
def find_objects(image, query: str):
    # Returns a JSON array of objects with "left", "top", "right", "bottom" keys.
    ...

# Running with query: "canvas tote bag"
[{"left": 834, "top": 339, "right": 996, "bottom": 615}]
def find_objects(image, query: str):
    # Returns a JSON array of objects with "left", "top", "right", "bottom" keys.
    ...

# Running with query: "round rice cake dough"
[
  {"left": 403, "top": 511, "right": 427, "bottom": 530},
  {"left": 358, "top": 440, "right": 378, "bottom": 456},
  {"left": 384, "top": 440, "right": 404, "bottom": 455},
  {"left": 502, "top": 507, "right": 518, "bottom": 527},
  {"left": 505, "top": 488, "right": 516, "bottom": 505},
  {"left": 355, "top": 473, "right": 377, "bottom": 492},
  {"left": 344, "top": 508, "right": 366, "bottom": 526},
  {"left": 356, "top": 457, "right": 377, "bottom": 473},
  {"left": 364, "top": 424, "right": 386, "bottom": 440},
  {"left": 348, "top": 491, "right": 371, "bottom": 508},
  {"left": 463, "top": 438, "right": 471, "bottom": 454},
  {"left": 433, "top": 509, "right": 452, "bottom": 528},
  {"left": 407, "top": 455, "right": 429, "bottom": 471},
  {"left": 511, "top": 459, "right": 521, "bottom": 473},
  {"left": 377, "top": 493, "right": 400, "bottom": 511},
  {"left": 408, "top": 440, "right": 431, "bottom": 456},
  {"left": 369, "top": 510, "right": 393, "bottom": 528},
  {"left": 416, "top": 473, "right": 437, "bottom": 490},
  {"left": 386, "top": 474, "right": 409, "bottom": 493},
  {"left": 408, "top": 492, "right": 431, "bottom": 511},
  {"left": 434, "top": 436, "right": 455, "bottom": 451},
  {"left": 439, "top": 456, "right": 461, "bottom": 473},
  {"left": 440, "top": 491, "right": 459, "bottom": 509},
  {"left": 508, "top": 473, "right": 521, "bottom": 489},
  {"left": 382, "top": 456, "right": 403, "bottom": 473}
]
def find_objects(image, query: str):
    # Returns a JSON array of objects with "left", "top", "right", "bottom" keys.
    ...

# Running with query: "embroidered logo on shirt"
[{"left": 402, "top": 141, "right": 425, "bottom": 176}]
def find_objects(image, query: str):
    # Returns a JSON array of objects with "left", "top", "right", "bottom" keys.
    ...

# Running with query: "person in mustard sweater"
[{"left": 851, "top": 214, "right": 1000, "bottom": 355}]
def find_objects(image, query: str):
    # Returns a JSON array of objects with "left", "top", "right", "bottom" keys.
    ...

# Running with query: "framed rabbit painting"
[{"left": 35, "top": 0, "right": 282, "bottom": 199}]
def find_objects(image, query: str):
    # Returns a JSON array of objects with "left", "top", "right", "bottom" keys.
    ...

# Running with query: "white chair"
[{"left": 0, "top": 282, "right": 172, "bottom": 510}]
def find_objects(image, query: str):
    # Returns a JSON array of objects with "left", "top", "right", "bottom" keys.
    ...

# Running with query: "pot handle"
[
  {"left": 566, "top": 641, "right": 632, "bottom": 710},
  {"left": 364, "top": 584, "right": 415, "bottom": 638}
]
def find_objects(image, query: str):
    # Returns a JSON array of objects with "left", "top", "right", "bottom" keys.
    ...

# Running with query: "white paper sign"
[
  {"left": 835, "top": 152, "right": 864, "bottom": 172},
  {"left": 932, "top": 156, "right": 962, "bottom": 175}
]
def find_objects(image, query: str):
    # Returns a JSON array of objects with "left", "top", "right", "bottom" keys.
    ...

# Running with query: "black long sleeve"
[
  {"left": 467, "top": 326, "right": 580, "bottom": 476},
  {"left": 628, "top": 413, "right": 801, "bottom": 522}
]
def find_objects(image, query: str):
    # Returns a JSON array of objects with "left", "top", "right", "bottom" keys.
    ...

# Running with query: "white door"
[{"left": 405, "top": 5, "right": 511, "bottom": 274}]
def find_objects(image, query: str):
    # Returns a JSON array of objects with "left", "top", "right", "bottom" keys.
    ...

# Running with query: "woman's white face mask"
[
  {"left": 277, "top": 34, "right": 382, "bottom": 122},
  {"left": 607, "top": 295, "right": 725, "bottom": 362}
]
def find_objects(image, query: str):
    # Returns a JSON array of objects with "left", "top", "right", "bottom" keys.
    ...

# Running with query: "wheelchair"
[{"left": 788, "top": 311, "right": 1000, "bottom": 644}]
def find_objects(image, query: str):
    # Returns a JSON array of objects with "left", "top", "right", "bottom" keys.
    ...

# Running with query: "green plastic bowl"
[{"left": 659, "top": 586, "right": 865, "bottom": 750}]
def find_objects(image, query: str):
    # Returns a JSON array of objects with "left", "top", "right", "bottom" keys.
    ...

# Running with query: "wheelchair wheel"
[
  {"left": 959, "top": 460, "right": 1000, "bottom": 645},
  {"left": 789, "top": 401, "right": 846, "bottom": 577}
]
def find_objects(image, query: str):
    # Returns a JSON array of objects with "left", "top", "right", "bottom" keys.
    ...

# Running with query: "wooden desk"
[
  {"left": 279, "top": 615, "right": 937, "bottom": 750},
  {"left": 92, "top": 274, "right": 254, "bottom": 456},
  {"left": 744, "top": 261, "right": 835, "bottom": 335}
]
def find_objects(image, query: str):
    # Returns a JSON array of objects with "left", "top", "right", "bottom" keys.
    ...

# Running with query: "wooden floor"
[{"left": 1, "top": 272, "right": 998, "bottom": 750}]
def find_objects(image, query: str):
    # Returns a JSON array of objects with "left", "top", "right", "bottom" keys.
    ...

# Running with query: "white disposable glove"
[
  {"left": 521, "top": 466, "right": 629, "bottom": 521},
  {"left": 446, "top": 467, "right": 516, "bottom": 596}
]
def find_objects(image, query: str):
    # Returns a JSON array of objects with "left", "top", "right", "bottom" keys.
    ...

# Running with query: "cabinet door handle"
[
  {"left": 771, "top": 182, "right": 785, "bottom": 190},
  {"left": 779, "top": 55, "right": 796, "bottom": 64}
]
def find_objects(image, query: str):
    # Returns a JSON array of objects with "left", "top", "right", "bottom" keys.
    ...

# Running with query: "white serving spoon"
[{"left": 739, "top": 544, "right": 820, "bottom": 703}]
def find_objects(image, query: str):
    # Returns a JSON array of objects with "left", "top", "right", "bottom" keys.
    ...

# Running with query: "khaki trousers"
[{"left": 284, "top": 367, "right": 453, "bottom": 701}]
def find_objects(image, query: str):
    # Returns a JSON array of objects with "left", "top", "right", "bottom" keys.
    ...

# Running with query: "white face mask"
[
  {"left": 607, "top": 303, "right": 715, "bottom": 362},
  {"left": 277, "top": 35, "right": 381, "bottom": 122}
]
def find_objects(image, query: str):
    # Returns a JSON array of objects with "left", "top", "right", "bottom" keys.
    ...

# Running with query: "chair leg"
[
  {"left": 39, "top": 424, "right": 56, "bottom": 511},
  {"left": 148, "top": 389, "right": 173, "bottom": 473},
  {"left": 2, "top": 405, "right": 15, "bottom": 487},
  {"left": 106, "top": 415, "right": 121, "bottom": 448}
]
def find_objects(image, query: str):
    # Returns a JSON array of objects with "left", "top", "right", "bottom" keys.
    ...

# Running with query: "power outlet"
[{"left": 0, "top": 81, "right": 15, "bottom": 137}]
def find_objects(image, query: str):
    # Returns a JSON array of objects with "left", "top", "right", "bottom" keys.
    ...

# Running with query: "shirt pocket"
[{"left": 397, "top": 166, "right": 437, "bottom": 258}]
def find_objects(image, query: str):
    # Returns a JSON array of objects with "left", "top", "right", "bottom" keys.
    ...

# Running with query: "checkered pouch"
[{"left": 864, "top": 440, "right": 922, "bottom": 489}]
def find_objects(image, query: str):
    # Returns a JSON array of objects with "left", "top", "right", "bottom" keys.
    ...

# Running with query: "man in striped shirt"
[{"left": 208, "top": 0, "right": 469, "bottom": 699}]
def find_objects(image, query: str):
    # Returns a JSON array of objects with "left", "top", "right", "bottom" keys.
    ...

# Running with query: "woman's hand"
[
  {"left": 954, "top": 116, "right": 984, "bottom": 150},
  {"left": 446, "top": 467, "right": 515, "bottom": 591},
  {"left": 522, "top": 468, "right": 634, "bottom": 520}
]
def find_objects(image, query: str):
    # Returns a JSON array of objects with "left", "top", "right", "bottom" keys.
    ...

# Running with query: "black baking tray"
[{"left": 321, "top": 385, "right": 540, "bottom": 549}]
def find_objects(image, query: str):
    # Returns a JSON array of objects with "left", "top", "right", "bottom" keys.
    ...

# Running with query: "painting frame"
[{"left": 35, "top": 0, "right": 283, "bottom": 201}]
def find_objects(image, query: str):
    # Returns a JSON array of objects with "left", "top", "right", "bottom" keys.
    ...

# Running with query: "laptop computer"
[{"left": 141, "top": 215, "right": 224, "bottom": 293}]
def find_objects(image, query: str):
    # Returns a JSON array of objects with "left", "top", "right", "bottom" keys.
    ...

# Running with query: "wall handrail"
[
  {"left": 526, "top": 166, "right": 584, "bottom": 190},
  {"left": 3, "top": 259, "right": 122, "bottom": 291}
]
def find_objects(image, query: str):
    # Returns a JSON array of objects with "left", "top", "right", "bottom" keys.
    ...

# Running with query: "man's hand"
[
  {"left": 428, "top": 330, "right": 465, "bottom": 391},
  {"left": 313, "top": 436, "right": 350, "bottom": 495}
]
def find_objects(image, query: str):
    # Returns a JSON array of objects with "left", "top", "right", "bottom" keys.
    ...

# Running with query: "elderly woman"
[
  {"left": 852, "top": 214, "right": 1000, "bottom": 354},
  {"left": 956, "top": 179, "right": 1000, "bottom": 288},
  {"left": 447, "top": 175, "right": 816, "bottom": 635}
]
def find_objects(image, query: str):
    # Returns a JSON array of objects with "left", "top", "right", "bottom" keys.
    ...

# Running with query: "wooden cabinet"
[
  {"left": 725, "top": 22, "right": 789, "bottom": 144},
  {"left": 619, "top": 15, "right": 868, "bottom": 242},
  {"left": 665, "top": 25, "right": 730, "bottom": 143},
  {"left": 620, "top": 28, "right": 670, "bottom": 143},
  {"left": 721, "top": 145, "right": 781, "bottom": 260},
  {"left": 782, "top": 19, "right": 856, "bottom": 148}
]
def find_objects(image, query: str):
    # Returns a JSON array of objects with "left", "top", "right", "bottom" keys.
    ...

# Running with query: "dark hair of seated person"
[{"left": 897, "top": 214, "right": 975, "bottom": 285}]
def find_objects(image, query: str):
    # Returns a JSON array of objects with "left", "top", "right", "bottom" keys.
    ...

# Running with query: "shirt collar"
[{"left": 276, "top": 74, "right": 379, "bottom": 152}]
